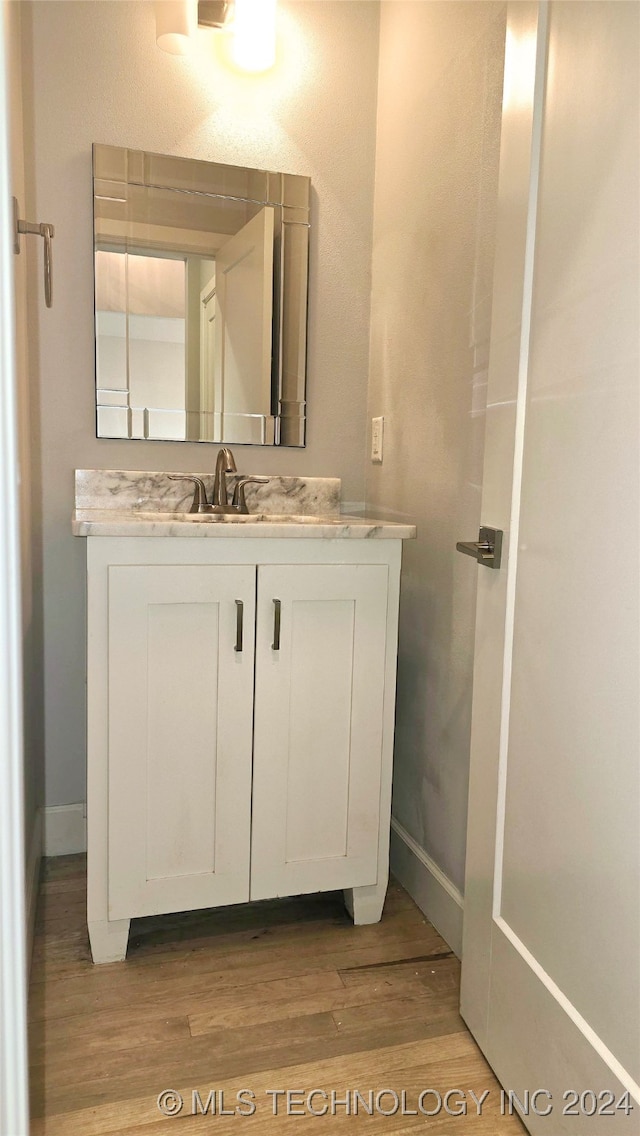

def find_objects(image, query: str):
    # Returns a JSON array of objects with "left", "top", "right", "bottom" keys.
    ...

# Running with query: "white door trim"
[{"left": 0, "top": 1, "right": 30, "bottom": 1132}]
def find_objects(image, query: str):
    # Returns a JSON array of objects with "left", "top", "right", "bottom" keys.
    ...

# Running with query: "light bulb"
[{"left": 231, "top": 0, "right": 277, "bottom": 73}]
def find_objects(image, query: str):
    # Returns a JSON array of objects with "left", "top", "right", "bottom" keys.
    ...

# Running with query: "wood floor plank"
[
  {"left": 31, "top": 1010, "right": 467, "bottom": 1117},
  {"left": 40, "top": 853, "right": 86, "bottom": 883},
  {"left": 331, "top": 990, "right": 461, "bottom": 1032},
  {"left": 29, "top": 1012, "right": 193, "bottom": 1066},
  {"left": 30, "top": 1030, "right": 524, "bottom": 1135},
  {"left": 187, "top": 979, "right": 452, "bottom": 1037}
]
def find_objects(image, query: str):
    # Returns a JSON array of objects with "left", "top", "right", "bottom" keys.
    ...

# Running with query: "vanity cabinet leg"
[
  {"left": 88, "top": 918, "right": 131, "bottom": 963},
  {"left": 343, "top": 881, "right": 388, "bottom": 925}
]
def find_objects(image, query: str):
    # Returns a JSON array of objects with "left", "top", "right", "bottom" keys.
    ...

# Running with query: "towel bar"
[{"left": 12, "top": 196, "right": 55, "bottom": 308}]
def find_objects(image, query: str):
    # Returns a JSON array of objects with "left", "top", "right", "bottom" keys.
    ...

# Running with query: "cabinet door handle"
[
  {"left": 234, "top": 599, "right": 244, "bottom": 653},
  {"left": 272, "top": 599, "right": 281, "bottom": 651}
]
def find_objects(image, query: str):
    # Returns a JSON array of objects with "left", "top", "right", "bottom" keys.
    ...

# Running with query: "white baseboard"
[
  {"left": 25, "top": 808, "right": 42, "bottom": 972},
  {"left": 390, "top": 817, "right": 464, "bottom": 958},
  {"left": 43, "top": 803, "right": 87, "bottom": 856}
]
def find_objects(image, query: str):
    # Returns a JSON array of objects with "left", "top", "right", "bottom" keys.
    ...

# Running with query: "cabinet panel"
[
  {"left": 251, "top": 564, "right": 389, "bottom": 900},
  {"left": 145, "top": 602, "right": 218, "bottom": 881},
  {"left": 107, "top": 564, "right": 255, "bottom": 919},
  {"left": 286, "top": 597, "right": 354, "bottom": 863}
]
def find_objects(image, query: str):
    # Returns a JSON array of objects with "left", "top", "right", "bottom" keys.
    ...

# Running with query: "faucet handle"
[
  {"left": 232, "top": 476, "right": 269, "bottom": 514},
  {"left": 168, "top": 474, "right": 209, "bottom": 513}
]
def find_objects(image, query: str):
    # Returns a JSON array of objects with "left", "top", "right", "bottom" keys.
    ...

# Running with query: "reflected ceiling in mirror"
[{"left": 93, "top": 145, "right": 310, "bottom": 446}]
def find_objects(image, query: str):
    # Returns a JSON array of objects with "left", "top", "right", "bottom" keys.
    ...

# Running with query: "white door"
[
  {"left": 215, "top": 205, "right": 274, "bottom": 432},
  {"left": 251, "top": 564, "right": 389, "bottom": 900},
  {"left": 107, "top": 564, "right": 255, "bottom": 918},
  {"left": 460, "top": 3, "right": 639, "bottom": 1131}
]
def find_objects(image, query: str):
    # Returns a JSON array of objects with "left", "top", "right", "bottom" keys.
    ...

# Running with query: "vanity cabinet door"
[
  {"left": 250, "top": 563, "right": 389, "bottom": 900},
  {"left": 107, "top": 564, "right": 255, "bottom": 919}
]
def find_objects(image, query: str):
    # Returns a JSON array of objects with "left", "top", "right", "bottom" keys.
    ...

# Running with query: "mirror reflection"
[{"left": 93, "top": 145, "right": 310, "bottom": 446}]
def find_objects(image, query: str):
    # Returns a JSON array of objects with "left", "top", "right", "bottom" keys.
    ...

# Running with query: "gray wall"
[
  {"left": 27, "top": 0, "right": 380, "bottom": 808},
  {"left": 366, "top": 1, "right": 506, "bottom": 892}
]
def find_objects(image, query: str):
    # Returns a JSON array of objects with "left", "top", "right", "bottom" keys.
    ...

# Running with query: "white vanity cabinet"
[{"left": 85, "top": 536, "right": 405, "bottom": 963}]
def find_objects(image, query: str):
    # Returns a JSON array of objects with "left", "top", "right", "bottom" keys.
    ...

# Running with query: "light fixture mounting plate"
[{"left": 197, "top": 0, "right": 234, "bottom": 29}]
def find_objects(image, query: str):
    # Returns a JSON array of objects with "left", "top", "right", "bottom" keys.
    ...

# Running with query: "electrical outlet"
[{"left": 371, "top": 416, "right": 384, "bottom": 463}]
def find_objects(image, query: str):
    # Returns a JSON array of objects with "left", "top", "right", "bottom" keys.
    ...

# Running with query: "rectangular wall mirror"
[{"left": 93, "top": 145, "right": 310, "bottom": 446}]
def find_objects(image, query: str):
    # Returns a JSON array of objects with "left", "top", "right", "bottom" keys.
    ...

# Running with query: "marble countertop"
[
  {"left": 72, "top": 509, "right": 416, "bottom": 540},
  {"left": 72, "top": 471, "right": 416, "bottom": 540}
]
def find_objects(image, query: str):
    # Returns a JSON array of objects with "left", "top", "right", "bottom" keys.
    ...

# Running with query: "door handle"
[
  {"left": 234, "top": 599, "right": 243, "bottom": 652},
  {"left": 272, "top": 599, "right": 281, "bottom": 651},
  {"left": 456, "top": 526, "right": 503, "bottom": 570}
]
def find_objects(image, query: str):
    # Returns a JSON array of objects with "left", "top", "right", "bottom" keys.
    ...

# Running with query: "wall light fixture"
[
  {"left": 155, "top": 0, "right": 277, "bottom": 71},
  {"left": 155, "top": 0, "right": 197, "bottom": 56}
]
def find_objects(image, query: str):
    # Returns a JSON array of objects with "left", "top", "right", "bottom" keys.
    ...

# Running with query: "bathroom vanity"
[{"left": 74, "top": 470, "right": 415, "bottom": 963}]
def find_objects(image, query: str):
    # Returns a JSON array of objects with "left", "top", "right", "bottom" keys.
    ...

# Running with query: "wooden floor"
[{"left": 29, "top": 856, "right": 524, "bottom": 1135}]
